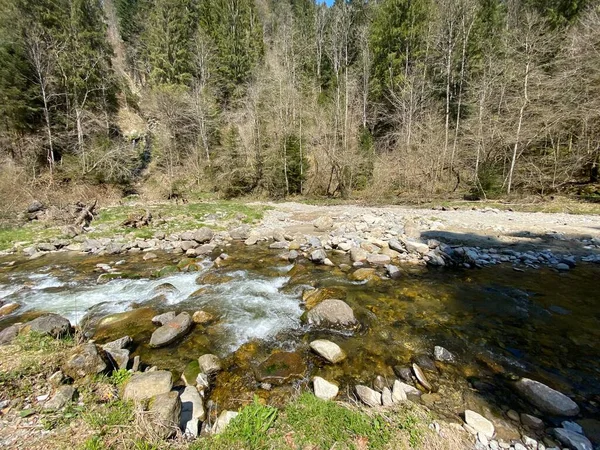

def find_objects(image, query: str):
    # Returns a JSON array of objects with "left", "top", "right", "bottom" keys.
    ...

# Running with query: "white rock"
[
  {"left": 212, "top": 410, "right": 239, "bottom": 434},
  {"left": 309, "top": 339, "right": 346, "bottom": 364},
  {"left": 392, "top": 380, "right": 408, "bottom": 402},
  {"left": 382, "top": 387, "right": 393, "bottom": 406},
  {"left": 180, "top": 386, "right": 205, "bottom": 437},
  {"left": 465, "top": 410, "right": 495, "bottom": 439},
  {"left": 313, "top": 376, "right": 339, "bottom": 400}
]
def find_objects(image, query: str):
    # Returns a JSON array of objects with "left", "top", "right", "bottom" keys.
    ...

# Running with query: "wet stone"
[
  {"left": 309, "top": 339, "right": 346, "bottom": 364},
  {"left": 515, "top": 378, "right": 580, "bottom": 416},
  {"left": 553, "top": 428, "right": 593, "bottom": 450},
  {"left": 149, "top": 312, "right": 193, "bottom": 348}
]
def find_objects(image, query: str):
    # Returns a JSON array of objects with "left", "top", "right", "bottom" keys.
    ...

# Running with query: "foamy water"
[{"left": 1, "top": 265, "right": 303, "bottom": 352}]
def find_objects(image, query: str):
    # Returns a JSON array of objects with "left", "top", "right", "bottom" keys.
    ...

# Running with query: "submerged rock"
[
  {"left": 309, "top": 339, "right": 346, "bottom": 364},
  {"left": 255, "top": 351, "right": 306, "bottom": 385},
  {"left": 313, "top": 376, "right": 339, "bottom": 400},
  {"left": 434, "top": 346, "right": 455, "bottom": 363},
  {"left": 349, "top": 268, "right": 378, "bottom": 282},
  {"left": 123, "top": 371, "right": 173, "bottom": 402},
  {"left": 62, "top": 343, "right": 107, "bottom": 379},
  {"left": 302, "top": 287, "right": 346, "bottom": 310},
  {"left": 0, "top": 302, "right": 20, "bottom": 317},
  {"left": 515, "top": 378, "right": 580, "bottom": 416},
  {"left": 355, "top": 385, "right": 382, "bottom": 407},
  {"left": 553, "top": 428, "right": 592, "bottom": 450},
  {"left": 192, "top": 310, "right": 215, "bottom": 324},
  {"left": 149, "top": 312, "right": 192, "bottom": 348},
  {"left": 306, "top": 299, "right": 358, "bottom": 330},
  {"left": 182, "top": 360, "right": 200, "bottom": 386},
  {"left": 465, "top": 410, "right": 495, "bottom": 439}
]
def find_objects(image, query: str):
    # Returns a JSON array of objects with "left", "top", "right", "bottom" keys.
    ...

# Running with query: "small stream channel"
[{"left": 1, "top": 244, "right": 599, "bottom": 441}]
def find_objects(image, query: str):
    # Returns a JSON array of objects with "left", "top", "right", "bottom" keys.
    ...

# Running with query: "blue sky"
[{"left": 324, "top": 0, "right": 335, "bottom": 5}]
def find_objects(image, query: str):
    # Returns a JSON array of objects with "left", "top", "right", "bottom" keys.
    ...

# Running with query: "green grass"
[
  {"left": 195, "top": 393, "right": 393, "bottom": 450},
  {"left": 87, "top": 200, "right": 270, "bottom": 239},
  {"left": 0, "top": 200, "right": 270, "bottom": 250},
  {"left": 0, "top": 223, "right": 62, "bottom": 250},
  {"left": 217, "top": 396, "right": 278, "bottom": 449},
  {"left": 83, "top": 399, "right": 134, "bottom": 429},
  {"left": 283, "top": 393, "right": 391, "bottom": 450}
]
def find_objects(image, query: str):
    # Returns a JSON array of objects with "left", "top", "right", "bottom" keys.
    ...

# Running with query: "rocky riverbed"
[{"left": 0, "top": 202, "right": 599, "bottom": 449}]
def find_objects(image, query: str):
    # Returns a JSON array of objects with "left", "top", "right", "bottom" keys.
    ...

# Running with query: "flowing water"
[{"left": 1, "top": 245, "right": 599, "bottom": 434}]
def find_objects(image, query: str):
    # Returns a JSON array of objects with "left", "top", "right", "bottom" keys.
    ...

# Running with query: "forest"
[{"left": 0, "top": 0, "right": 599, "bottom": 205}]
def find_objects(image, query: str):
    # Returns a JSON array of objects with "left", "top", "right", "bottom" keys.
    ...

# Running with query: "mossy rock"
[
  {"left": 302, "top": 287, "right": 347, "bottom": 310},
  {"left": 196, "top": 272, "right": 234, "bottom": 285},
  {"left": 182, "top": 360, "right": 200, "bottom": 386},
  {"left": 153, "top": 265, "right": 178, "bottom": 278}
]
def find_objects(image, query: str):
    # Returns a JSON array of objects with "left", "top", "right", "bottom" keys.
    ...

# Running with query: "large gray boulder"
[
  {"left": 306, "top": 299, "right": 358, "bottom": 330},
  {"left": 193, "top": 228, "right": 214, "bottom": 244},
  {"left": 149, "top": 312, "right": 192, "bottom": 348},
  {"left": 62, "top": 343, "right": 107, "bottom": 379},
  {"left": 553, "top": 428, "right": 593, "bottom": 450},
  {"left": 123, "top": 371, "right": 173, "bottom": 402},
  {"left": 21, "top": 314, "right": 72, "bottom": 338},
  {"left": 515, "top": 378, "right": 580, "bottom": 416},
  {"left": 147, "top": 391, "right": 181, "bottom": 439},
  {"left": 0, "top": 324, "right": 22, "bottom": 345}
]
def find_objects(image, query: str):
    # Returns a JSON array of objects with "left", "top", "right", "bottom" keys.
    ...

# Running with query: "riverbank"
[{"left": 2, "top": 199, "right": 600, "bottom": 270}]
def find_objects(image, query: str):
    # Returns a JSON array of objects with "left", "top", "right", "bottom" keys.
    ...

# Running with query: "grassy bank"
[{"left": 0, "top": 201, "right": 271, "bottom": 251}]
